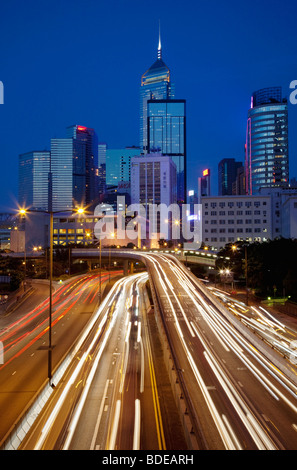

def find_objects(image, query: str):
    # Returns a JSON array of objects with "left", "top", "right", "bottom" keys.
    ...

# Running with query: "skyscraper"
[
  {"left": 66, "top": 125, "right": 98, "bottom": 206},
  {"left": 18, "top": 150, "right": 51, "bottom": 211},
  {"left": 51, "top": 125, "right": 98, "bottom": 212},
  {"left": 140, "top": 29, "right": 174, "bottom": 153},
  {"left": 198, "top": 169, "right": 211, "bottom": 204},
  {"left": 98, "top": 142, "right": 107, "bottom": 194},
  {"left": 245, "top": 87, "right": 289, "bottom": 195},
  {"left": 131, "top": 153, "right": 177, "bottom": 241},
  {"left": 218, "top": 158, "right": 244, "bottom": 196},
  {"left": 105, "top": 146, "right": 141, "bottom": 187},
  {"left": 147, "top": 99, "right": 186, "bottom": 204}
]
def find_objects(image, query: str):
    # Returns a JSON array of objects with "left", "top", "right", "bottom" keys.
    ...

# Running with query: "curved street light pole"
[{"left": 19, "top": 206, "right": 85, "bottom": 387}]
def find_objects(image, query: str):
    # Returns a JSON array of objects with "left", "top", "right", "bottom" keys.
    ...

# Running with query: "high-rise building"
[
  {"left": 245, "top": 87, "right": 289, "bottom": 195},
  {"left": 147, "top": 99, "right": 186, "bottom": 204},
  {"left": 98, "top": 142, "right": 107, "bottom": 194},
  {"left": 51, "top": 125, "right": 98, "bottom": 212},
  {"left": 232, "top": 165, "right": 246, "bottom": 195},
  {"left": 140, "top": 30, "right": 174, "bottom": 153},
  {"left": 131, "top": 153, "right": 177, "bottom": 207},
  {"left": 105, "top": 147, "right": 140, "bottom": 187},
  {"left": 66, "top": 125, "right": 98, "bottom": 205},
  {"left": 198, "top": 169, "right": 211, "bottom": 204},
  {"left": 201, "top": 194, "right": 272, "bottom": 250},
  {"left": 131, "top": 153, "right": 177, "bottom": 241},
  {"left": 218, "top": 158, "right": 244, "bottom": 196},
  {"left": 18, "top": 150, "right": 51, "bottom": 211}
]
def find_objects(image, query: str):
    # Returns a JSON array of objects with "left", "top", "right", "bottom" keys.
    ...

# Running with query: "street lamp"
[
  {"left": 109, "top": 232, "right": 115, "bottom": 282},
  {"left": 18, "top": 205, "right": 85, "bottom": 386},
  {"left": 244, "top": 245, "right": 249, "bottom": 305},
  {"left": 232, "top": 243, "right": 248, "bottom": 305},
  {"left": 85, "top": 231, "right": 102, "bottom": 304}
]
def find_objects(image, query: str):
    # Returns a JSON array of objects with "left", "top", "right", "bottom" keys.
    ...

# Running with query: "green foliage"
[
  {"left": 216, "top": 238, "right": 297, "bottom": 300},
  {"left": 0, "top": 256, "right": 24, "bottom": 291}
]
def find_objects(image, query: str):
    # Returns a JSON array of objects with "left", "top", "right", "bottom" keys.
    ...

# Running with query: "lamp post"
[
  {"left": 109, "top": 232, "right": 115, "bottom": 283},
  {"left": 245, "top": 245, "right": 249, "bottom": 306},
  {"left": 86, "top": 231, "right": 102, "bottom": 305},
  {"left": 232, "top": 243, "right": 248, "bottom": 305},
  {"left": 99, "top": 235, "right": 102, "bottom": 304},
  {"left": 19, "top": 206, "right": 85, "bottom": 386}
]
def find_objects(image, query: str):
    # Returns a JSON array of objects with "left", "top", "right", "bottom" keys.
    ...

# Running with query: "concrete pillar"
[{"left": 123, "top": 259, "right": 129, "bottom": 276}]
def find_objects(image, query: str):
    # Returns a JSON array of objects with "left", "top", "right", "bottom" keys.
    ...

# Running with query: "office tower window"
[
  {"left": 140, "top": 33, "right": 175, "bottom": 153},
  {"left": 51, "top": 126, "right": 98, "bottom": 212},
  {"left": 19, "top": 151, "right": 51, "bottom": 211},
  {"left": 218, "top": 158, "right": 244, "bottom": 196},
  {"left": 245, "top": 87, "right": 289, "bottom": 194},
  {"left": 148, "top": 99, "right": 186, "bottom": 203}
]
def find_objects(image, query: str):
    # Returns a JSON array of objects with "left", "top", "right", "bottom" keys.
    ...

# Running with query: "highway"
[
  {"left": 3, "top": 249, "right": 297, "bottom": 450},
  {"left": 209, "top": 286, "right": 297, "bottom": 363},
  {"left": 19, "top": 272, "right": 185, "bottom": 450},
  {"left": 0, "top": 271, "right": 121, "bottom": 445},
  {"left": 140, "top": 252, "right": 297, "bottom": 450}
]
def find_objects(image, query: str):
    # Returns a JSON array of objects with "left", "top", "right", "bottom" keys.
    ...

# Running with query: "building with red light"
[
  {"left": 50, "top": 125, "right": 98, "bottom": 212},
  {"left": 198, "top": 169, "right": 211, "bottom": 203}
]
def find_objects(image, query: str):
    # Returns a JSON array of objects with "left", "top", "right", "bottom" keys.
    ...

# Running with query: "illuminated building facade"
[
  {"left": 198, "top": 169, "right": 211, "bottom": 203},
  {"left": 245, "top": 87, "right": 289, "bottom": 195},
  {"left": 18, "top": 150, "right": 51, "bottom": 211},
  {"left": 140, "top": 30, "right": 175, "bottom": 153},
  {"left": 98, "top": 142, "right": 107, "bottom": 194},
  {"left": 131, "top": 153, "right": 177, "bottom": 241},
  {"left": 51, "top": 125, "right": 98, "bottom": 212},
  {"left": 66, "top": 125, "right": 98, "bottom": 206},
  {"left": 105, "top": 147, "right": 141, "bottom": 187},
  {"left": 218, "top": 158, "right": 243, "bottom": 196},
  {"left": 147, "top": 99, "right": 186, "bottom": 204},
  {"left": 202, "top": 194, "right": 272, "bottom": 250}
]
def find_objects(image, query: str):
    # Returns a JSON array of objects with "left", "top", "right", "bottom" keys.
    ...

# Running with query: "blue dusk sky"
[{"left": 0, "top": 0, "right": 297, "bottom": 211}]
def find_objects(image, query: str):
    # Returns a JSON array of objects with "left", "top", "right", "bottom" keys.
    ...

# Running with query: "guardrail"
[
  {"left": 147, "top": 270, "right": 204, "bottom": 450},
  {"left": 0, "top": 279, "right": 113, "bottom": 450}
]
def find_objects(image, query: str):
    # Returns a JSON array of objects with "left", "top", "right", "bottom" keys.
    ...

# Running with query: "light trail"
[
  {"left": 142, "top": 253, "right": 297, "bottom": 450},
  {"left": 31, "top": 275, "right": 133, "bottom": 450}
]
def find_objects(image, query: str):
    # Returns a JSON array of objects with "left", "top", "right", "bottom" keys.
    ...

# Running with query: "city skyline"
[
  {"left": 1, "top": 0, "right": 297, "bottom": 212},
  {"left": 2, "top": 1, "right": 297, "bottom": 452}
]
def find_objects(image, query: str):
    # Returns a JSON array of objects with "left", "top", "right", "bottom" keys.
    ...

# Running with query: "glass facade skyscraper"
[
  {"left": 105, "top": 147, "right": 141, "bottom": 187},
  {"left": 51, "top": 125, "right": 98, "bottom": 212},
  {"left": 98, "top": 142, "right": 107, "bottom": 194},
  {"left": 245, "top": 87, "right": 289, "bottom": 195},
  {"left": 140, "top": 36, "right": 174, "bottom": 153},
  {"left": 66, "top": 125, "right": 98, "bottom": 205},
  {"left": 147, "top": 99, "right": 186, "bottom": 203},
  {"left": 218, "top": 158, "right": 244, "bottom": 196},
  {"left": 51, "top": 139, "right": 76, "bottom": 211},
  {"left": 18, "top": 150, "right": 51, "bottom": 211}
]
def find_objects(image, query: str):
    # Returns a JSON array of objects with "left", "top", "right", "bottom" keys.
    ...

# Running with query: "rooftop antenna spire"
[{"left": 158, "top": 20, "right": 162, "bottom": 59}]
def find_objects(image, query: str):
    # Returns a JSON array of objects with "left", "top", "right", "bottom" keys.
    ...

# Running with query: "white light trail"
[{"left": 133, "top": 399, "right": 141, "bottom": 450}]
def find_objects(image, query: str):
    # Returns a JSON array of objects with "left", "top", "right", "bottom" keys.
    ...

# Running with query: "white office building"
[
  {"left": 201, "top": 195, "right": 272, "bottom": 250},
  {"left": 131, "top": 153, "right": 177, "bottom": 244}
]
